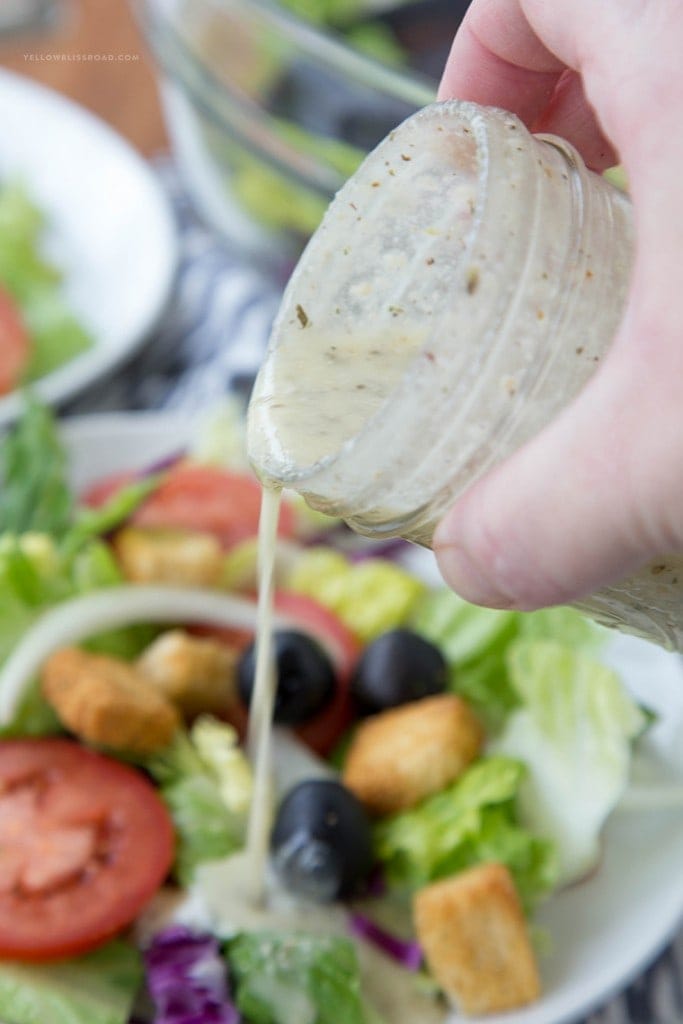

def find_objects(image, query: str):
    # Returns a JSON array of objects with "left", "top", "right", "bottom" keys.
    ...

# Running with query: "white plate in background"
[{"left": 0, "top": 70, "right": 177, "bottom": 426}]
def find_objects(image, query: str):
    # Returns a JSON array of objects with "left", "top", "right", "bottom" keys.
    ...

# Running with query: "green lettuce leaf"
[
  {"left": 0, "top": 182, "right": 93, "bottom": 379},
  {"left": 0, "top": 939, "right": 142, "bottom": 1024},
  {"left": 374, "top": 756, "right": 557, "bottom": 912},
  {"left": 0, "top": 533, "right": 156, "bottom": 735},
  {"left": 288, "top": 547, "right": 425, "bottom": 642},
  {"left": 278, "top": 0, "right": 364, "bottom": 24},
  {"left": 410, "top": 588, "right": 520, "bottom": 729},
  {"left": 516, "top": 605, "right": 604, "bottom": 648},
  {"left": 65, "top": 475, "right": 162, "bottom": 555},
  {"left": 0, "top": 183, "right": 58, "bottom": 303},
  {"left": 0, "top": 537, "right": 68, "bottom": 667},
  {"left": 0, "top": 676, "right": 62, "bottom": 739},
  {"left": 23, "top": 291, "right": 92, "bottom": 380},
  {"left": 227, "top": 931, "right": 371, "bottom": 1024},
  {"left": 146, "top": 720, "right": 252, "bottom": 884},
  {"left": 493, "top": 640, "right": 644, "bottom": 885},
  {"left": 0, "top": 402, "right": 159, "bottom": 724},
  {"left": 0, "top": 397, "right": 73, "bottom": 538},
  {"left": 161, "top": 774, "right": 244, "bottom": 885},
  {"left": 410, "top": 589, "right": 603, "bottom": 730}
]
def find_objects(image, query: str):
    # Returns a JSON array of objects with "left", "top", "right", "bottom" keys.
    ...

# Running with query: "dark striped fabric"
[{"left": 67, "top": 162, "right": 683, "bottom": 1024}]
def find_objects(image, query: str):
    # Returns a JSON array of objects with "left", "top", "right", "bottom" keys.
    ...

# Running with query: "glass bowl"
[{"left": 136, "top": 0, "right": 470, "bottom": 271}]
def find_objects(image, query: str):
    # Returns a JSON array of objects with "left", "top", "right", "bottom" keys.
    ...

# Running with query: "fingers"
[
  {"left": 438, "top": 0, "right": 618, "bottom": 170},
  {"left": 438, "top": 0, "right": 564, "bottom": 123},
  {"left": 532, "top": 70, "right": 618, "bottom": 171},
  {"left": 433, "top": 311, "right": 683, "bottom": 610}
]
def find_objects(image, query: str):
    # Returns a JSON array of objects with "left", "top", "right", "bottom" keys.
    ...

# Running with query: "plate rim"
[{"left": 0, "top": 69, "right": 178, "bottom": 428}]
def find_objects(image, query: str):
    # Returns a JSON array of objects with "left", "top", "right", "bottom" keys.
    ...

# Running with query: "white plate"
[
  {"left": 0, "top": 70, "right": 177, "bottom": 427},
  {"left": 59, "top": 412, "right": 683, "bottom": 1024}
]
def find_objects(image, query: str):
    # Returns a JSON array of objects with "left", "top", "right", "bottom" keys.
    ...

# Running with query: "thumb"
[{"left": 433, "top": 324, "right": 683, "bottom": 610}]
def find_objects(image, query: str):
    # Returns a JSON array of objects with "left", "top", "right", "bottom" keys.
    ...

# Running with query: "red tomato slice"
[
  {"left": 0, "top": 738, "right": 174, "bottom": 961},
  {"left": 0, "top": 287, "right": 30, "bottom": 397},
  {"left": 221, "top": 591, "right": 361, "bottom": 757},
  {"left": 274, "top": 591, "right": 360, "bottom": 681},
  {"left": 84, "top": 465, "right": 297, "bottom": 550}
]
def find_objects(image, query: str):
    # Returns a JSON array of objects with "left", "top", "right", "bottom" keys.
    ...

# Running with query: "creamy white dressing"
[
  {"left": 244, "top": 485, "right": 281, "bottom": 907},
  {"left": 141, "top": 858, "right": 447, "bottom": 1024},
  {"left": 257, "top": 326, "right": 429, "bottom": 471}
]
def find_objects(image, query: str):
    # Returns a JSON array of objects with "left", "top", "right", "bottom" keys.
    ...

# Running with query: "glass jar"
[{"left": 248, "top": 100, "right": 683, "bottom": 650}]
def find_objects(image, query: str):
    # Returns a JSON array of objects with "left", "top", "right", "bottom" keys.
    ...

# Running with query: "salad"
[
  {"left": 0, "top": 398, "right": 660, "bottom": 1024},
  {"left": 0, "top": 182, "right": 92, "bottom": 398}
]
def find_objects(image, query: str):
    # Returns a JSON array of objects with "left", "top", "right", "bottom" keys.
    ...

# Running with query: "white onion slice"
[{"left": 0, "top": 586, "right": 293, "bottom": 724}]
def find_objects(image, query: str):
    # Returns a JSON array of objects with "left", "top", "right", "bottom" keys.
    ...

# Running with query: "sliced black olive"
[
  {"left": 351, "top": 628, "right": 447, "bottom": 713},
  {"left": 237, "top": 630, "right": 336, "bottom": 725},
  {"left": 271, "top": 779, "right": 373, "bottom": 901}
]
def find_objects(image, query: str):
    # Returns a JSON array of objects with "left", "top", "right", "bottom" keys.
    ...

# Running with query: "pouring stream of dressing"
[
  {"left": 190, "top": 486, "right": 448, "bottom": 1021},
  {"left": 244, "top": 485, "right": 282, "bottom": 907}
]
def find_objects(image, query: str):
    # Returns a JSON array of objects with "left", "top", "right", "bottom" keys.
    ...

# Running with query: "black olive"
[
  {"left": 237, "top": 630, "right": 336, "bottom": 725},
  {"left": 351, "top": 628, "right": 447, "bottom": 713},
  {"left": 271, "top": 779, "right": 373, "bottom": 902}
]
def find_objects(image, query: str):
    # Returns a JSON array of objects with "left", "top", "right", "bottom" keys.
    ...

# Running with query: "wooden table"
[{"left": 0, "top": 0, "right": 167, "bottom": 156}]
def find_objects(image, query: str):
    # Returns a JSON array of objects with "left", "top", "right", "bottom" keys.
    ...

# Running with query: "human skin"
[{"left": 433, "top": 0, "right": 683, "bottom": 611}]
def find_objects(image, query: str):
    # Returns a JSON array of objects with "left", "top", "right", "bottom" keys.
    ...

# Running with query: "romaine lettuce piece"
[
  {"left": 410, "top": 589, "right": 604, "bottom": 730},
  {"left": 227, "top": 931, "right": 371, "bottom": 1024},
  {"left": 146, "top": 720, "right": 252, "bottom": 884},
  {"left": 0, "top": 940, "right": 142, "bottom": 1024},
  {"left": 288, "top": 547, "right": 425, "bottom": 642},
  {"left": 192, "top": 715, "right": 253, "bottom": 815},
  {"left": 23, "top": 291, "right": 91, "bottom": 380},
  {"left": 0, "top": 675, "right": 61, "bottom": 739},
  {"left": 411, "top": 589, "right": 519, "bottom": 666},
  {"left": 374, "top": 756, "right": 557, "bottom": 912},
  {"left": 516, "top": 605, "right": 604, "bottom": 649},
  {"left": 410, "top": 589, "right": 520, "bottom": 729},
  {"left": 0, "top": 183, "right": 58, "bottom": 303},
  {"left": 493, "top": 640, "right": 644, "bottom": 885},
  {"left": 0, "top": 538, "right": 67, "bottom": 668},
  {"left": 0, "top": 182, "right": 93, "bottom": 378}
]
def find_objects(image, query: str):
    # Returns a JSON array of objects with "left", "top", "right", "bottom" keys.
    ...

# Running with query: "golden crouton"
[
  {"left": 42, "top": 647, "right": 180, "bottom": 754},
  {"left": 138, "top": 630, "right": 239, "bottom": 716},
  {"left": 414, "top": 863, "right": 541, "bottom": 1016},
  {"left": 343, "top": 694, "right": 483, "bottom": 816},
  {"left": 112, "top": 526, "right": 224, "bottom": 588}
]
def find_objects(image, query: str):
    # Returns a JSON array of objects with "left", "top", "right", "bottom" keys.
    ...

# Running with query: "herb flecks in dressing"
[{"left": 258, "top": 327, "right": 428, "bottom": 471}]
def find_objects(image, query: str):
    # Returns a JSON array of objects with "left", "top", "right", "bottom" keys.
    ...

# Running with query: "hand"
[{"left": 434, "top": 0, "right": 683, "bottom": 610}]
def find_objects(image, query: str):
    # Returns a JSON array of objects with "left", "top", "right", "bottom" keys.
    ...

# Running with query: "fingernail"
[{"left": 434, "top": 542, "right": 515, "bottom": 609}]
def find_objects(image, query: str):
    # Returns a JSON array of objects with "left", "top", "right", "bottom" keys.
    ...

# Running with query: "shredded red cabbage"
[
  {"left": 364, "top": 864, "right": 388, "bottom": 898},
  {"left": 135, "top": 452, "right": 185, "bottom": 480},
  {"left": 144, "top": 926, "right": 239, "bottom": 1024},
  {"left": 347, "top": 538, "right": 411, "bottom": 563},
  {"left": 348, "top": 913, "right": 423, "bottom": 971},
  {"left": 304, "top": 523, "right": 409, "bottom": 562}
]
